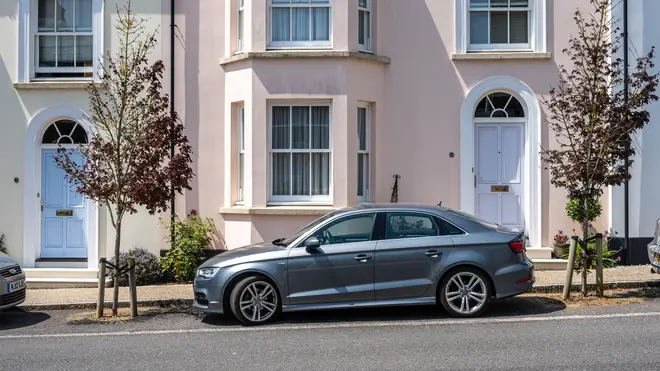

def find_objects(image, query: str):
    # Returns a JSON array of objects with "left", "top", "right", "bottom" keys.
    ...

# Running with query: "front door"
[
  {"left": 475, "top": 123, "right": 525, "bottom": 231},
  {"left": 40, "top": 149, "right": 87, "bottom": 258},
  {"left": 287, "top": 213, "right": 377, "bottom": 305}
]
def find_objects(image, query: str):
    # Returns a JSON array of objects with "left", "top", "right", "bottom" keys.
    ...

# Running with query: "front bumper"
[
  {"left": 192, "top": 276, "right": 224, "bottom": 314},
  {"left": 0, "top": 273, "right": 27, "bottom": 311}
]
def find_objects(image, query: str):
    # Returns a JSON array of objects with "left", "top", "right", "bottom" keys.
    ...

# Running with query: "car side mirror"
[{"left": 304, "top": 237, "right": 321, "bottom": 252}]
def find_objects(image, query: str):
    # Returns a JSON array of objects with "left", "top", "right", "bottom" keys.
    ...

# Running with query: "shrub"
[
  {"left": 565, "top": 197, "right": 602, "bottom": 224},
  {"left": 160, "top": 211, "right": 216, "bottom": 282},
  {"left": 116, "top": 247, "right": 162, "bottom": 286},
  {"left": 0, "top": 234, "right": 5, "bottom": 254},
  {"left": 561, "top": 235, "right": 619, "bottom": 272}
]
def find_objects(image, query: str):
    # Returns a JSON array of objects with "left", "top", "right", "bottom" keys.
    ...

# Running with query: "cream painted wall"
[{"left": 0, "top": 0, "right": 166, "bottom": 261}]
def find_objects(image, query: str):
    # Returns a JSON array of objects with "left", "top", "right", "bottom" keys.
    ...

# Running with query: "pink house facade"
[{"left": 168, "top": 0, "right": 599, "bottom": 269}]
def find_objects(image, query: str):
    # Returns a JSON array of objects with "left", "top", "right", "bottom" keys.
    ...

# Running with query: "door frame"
[
  {"left": 23, "top": 106, "right": 99, "bottom": 269},
  {"left": 459, "top": 76, "right": 542, "bottom": 248},
  {"left": 474, "top": 122, "right": 526, "bottom": 231}
]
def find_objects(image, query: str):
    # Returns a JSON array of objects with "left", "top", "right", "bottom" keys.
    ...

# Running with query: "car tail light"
[{"left": 509, "top": 236, "right": 526, "bottom": 254}]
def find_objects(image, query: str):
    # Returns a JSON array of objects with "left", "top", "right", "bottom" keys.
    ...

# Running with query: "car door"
[
  {"left": 287, "top": 212, "right": 378, "bottom": 305},
  {"left": 374, "top": 211, "right": 454, "bottom": 300}
]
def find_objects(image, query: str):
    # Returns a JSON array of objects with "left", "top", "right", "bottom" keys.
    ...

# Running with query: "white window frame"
[
  {"left": 237, "top": 0, "right": 245, "bottom": 53},
  {"left": 357, "top": 103, "right": 371, "bottom": 202},
  {"left": 268, "top": 0, "right": 333, "bottom": 49},
  {"left": 18, "top": 0, "right": 104, "bottom": 82},
  {"left": 268, "top": 103, "right": 333, "bottom": 204},
  {"left": 237, "top": 105, "right": 245, "bottom": 204},
  {"left": 455, "top": 0, "right": 546, "bottom": 54},
  {"left": 358, "top": 0, "right": 372, "bottom": 52}
]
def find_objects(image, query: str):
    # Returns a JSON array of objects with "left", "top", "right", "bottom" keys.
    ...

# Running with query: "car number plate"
[
  {"left": 655, "top": 255, "right": 660, "bottom": 263},
  {"left": 8, "top": 280, "right": 25, "bottom": 293}
]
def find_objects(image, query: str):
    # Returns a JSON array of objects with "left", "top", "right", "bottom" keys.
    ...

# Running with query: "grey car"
[
  {"left": 0, "top": 252, "right": 27, "bottom": 311},
  {"left": 193, "top": 203, "right": 535, "bottom": 325}
]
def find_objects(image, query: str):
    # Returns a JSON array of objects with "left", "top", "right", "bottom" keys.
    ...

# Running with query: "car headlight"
[{"left": 197, "top": 268, "right": 219, "bottom": 279}]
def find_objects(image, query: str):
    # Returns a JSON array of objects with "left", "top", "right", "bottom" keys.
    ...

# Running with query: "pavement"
[
  {"left": 19, "top": 264, "right": 660, "bottom": 310},
  {"left": 2, "top": 296, "right": 660, "bottom": 370}
]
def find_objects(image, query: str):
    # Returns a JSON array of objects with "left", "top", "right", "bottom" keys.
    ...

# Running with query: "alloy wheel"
[
  {"left": 443, "top": 271, "right": 487, "bottom": 315},
  {"left": 238, "top": 281, "right": 279, "bottom": 323}
]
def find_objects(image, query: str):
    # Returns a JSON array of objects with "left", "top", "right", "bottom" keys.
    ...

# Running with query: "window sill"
[
  {"left": 219, "top": 51, "right": 391, "bottom": 66},
  {"left": 219, "top": 205, "right": 337, "bottom": 216},
  {"left": 452, "top": 52, "right": 552, "bottom": 61},
  {"left": 13, "top": 81, "right": 102, "bottom": 90}
]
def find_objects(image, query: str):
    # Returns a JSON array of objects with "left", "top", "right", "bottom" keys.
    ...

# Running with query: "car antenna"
[{"left": 436, "top": 201, "right": 442, "bottom": 207}]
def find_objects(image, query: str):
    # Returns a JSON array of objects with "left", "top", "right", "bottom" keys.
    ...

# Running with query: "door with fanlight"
[{"left": 474, "top": 123, "right": 525, "bottom": 232}]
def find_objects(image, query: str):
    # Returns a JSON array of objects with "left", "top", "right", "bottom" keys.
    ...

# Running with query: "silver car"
[
  {"left": 0, "top": 252, "right": 27, "bottom": 311},
  {"left": 193, "top": 203, "right": 535, "bottom": 325}
]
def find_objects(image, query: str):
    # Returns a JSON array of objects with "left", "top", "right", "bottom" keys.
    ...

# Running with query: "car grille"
[
  {"left": 0, "top": 287, "right": 26, "bottom": 306},
  {"left": 0, "top": 265, "right": 22, "bottom": 278}
]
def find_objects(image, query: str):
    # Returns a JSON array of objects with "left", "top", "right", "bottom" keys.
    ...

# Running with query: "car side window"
[
  {"left": 435, "top": 217, "right": 466, "bottom": 236},
  {"left": 385, "top": 213, "right": 439, "bottom": 239},
  {"left": 312, "top": 214, "right": 376, "bottom": 246}
]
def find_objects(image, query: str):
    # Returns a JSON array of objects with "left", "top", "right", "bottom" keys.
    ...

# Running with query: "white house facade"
[{"left": 0, "top": 0, "right": 166, "bottom": 286}]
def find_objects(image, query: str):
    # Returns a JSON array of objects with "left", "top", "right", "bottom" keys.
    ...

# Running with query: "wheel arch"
[
  {"left": 221, "top": 269, "right": 282, "bottom": 315},
  {"left": 434, "top": 263, "right": 497, "bottom": 302}
]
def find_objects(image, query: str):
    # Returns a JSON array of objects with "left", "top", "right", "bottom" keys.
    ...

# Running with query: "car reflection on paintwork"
[{"left": 193, "top": 203, "right": 535, "bottom": 325}]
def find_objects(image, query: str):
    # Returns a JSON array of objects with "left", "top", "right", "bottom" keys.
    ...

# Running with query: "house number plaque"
[
  {"left": 56, "top": 210, "right": 73, "bottom": 217},
  {"left": 490, "top": 185, "right": 509, "bottom": 192}
]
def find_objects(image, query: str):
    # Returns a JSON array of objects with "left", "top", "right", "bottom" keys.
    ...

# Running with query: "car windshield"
[
  {"left": 278, "top": 210, "right": 343, "bottom": 246},
  {"left": 445, "top": 208, "right": 499, "bottom": 230}
]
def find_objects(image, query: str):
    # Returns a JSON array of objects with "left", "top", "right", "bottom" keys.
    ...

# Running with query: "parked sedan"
[
  {"left": 0, "top": 252, "right": 27, "bottom": 311},
  {"left": 193, "top": 203, "right": 535, "bottom": 325}
]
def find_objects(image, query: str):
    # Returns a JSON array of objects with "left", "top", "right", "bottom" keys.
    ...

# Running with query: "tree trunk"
[
  {"left": 112, "top": 221, "right": 122, "bottom": 316},
  {"left": 581, "top": 196, "right": 591, "bottom": 297}
]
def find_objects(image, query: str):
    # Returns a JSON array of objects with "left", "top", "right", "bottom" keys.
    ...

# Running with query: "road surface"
[{"left": 1, "top": 297, "right": 659, "bottom": 370}]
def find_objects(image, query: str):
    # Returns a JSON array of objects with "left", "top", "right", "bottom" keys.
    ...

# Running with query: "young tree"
[
  {"left": 542, "top": 0, "right": 658, "bottom": 296},
  {"left": 55, "top": 0, "right": 194, "bottom": 315}
]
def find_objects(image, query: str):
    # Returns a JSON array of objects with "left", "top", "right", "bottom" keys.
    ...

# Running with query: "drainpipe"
[
  {"left": 623, "top": 0, "right": 630, "bottom": 264},
  {"left": 170, "top": 0, "right": 176, "bottom": 247}
]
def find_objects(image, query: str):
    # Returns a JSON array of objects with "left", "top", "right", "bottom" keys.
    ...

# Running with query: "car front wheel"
[
  {"left": 229, "top": 276, "right": 281, "bottom": 325},
  {"left": 439, "top": 268, "right": 492, "bottom": 318}
]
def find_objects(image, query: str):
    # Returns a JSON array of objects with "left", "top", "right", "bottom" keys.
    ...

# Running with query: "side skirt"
[{"left": 282, "top": 297, "right": 437, "bottom": 313}]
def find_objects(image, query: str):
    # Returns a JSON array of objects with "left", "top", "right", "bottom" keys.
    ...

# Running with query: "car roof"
[{"left": 340, "top": 203, "right": 447, "bottom": 213}]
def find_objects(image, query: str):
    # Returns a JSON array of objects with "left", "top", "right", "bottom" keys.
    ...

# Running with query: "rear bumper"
[{"left": 493, "top": 260, "right": 535, "bottom": 299}]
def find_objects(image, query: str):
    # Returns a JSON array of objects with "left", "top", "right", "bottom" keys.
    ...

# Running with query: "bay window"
[
  {"left": 237, "top": 0, "right": 245, "bottom": 52},
  {"left": 269, "top": 0, "right": 332, "bottom": 48},
  {"left": 270, "top": 104, "right": 332, "bottom": 203}
]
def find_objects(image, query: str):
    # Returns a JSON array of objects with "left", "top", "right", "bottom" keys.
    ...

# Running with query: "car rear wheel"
[
  {"left": 439, "top": 268, "right": 491, "bottom": 318},
  {"left": 230, "top": 276, "right": 281, "bottom": 326}
]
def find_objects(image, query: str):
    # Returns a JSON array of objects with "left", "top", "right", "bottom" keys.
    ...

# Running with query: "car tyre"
[
  {"left": 439, "top": 267, "right": 492, "bottom": 318},
  {"left": 230, "top": 275, "right": 281, "bottom": 326}
]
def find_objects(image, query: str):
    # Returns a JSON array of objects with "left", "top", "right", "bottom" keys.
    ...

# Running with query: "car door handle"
[
  {"left": 425, "top": 250, "right": 442, "bottom": 258},
  {"left": 354, "top": 254, "right": 371, "bottom": 262}
]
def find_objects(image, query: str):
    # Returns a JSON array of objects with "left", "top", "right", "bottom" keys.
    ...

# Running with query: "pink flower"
[{"left": 190, "top": 209, "right": 197, "bottom": 215}]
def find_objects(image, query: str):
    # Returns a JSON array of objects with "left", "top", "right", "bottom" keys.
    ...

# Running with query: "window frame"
[
  {"left": 267, "top": 0, "right": 333, "bottom": 50},
  {"left": 267, "top": 102, "right": 334, "bottom": 205},
  {"left": 357, "top": 103, "right": 371, "bottom": 202},
  {"left": 19, "top": 0, "right": 104, "bottom": 82},
  {"left": 358, "top": 0, "right": 372, "bottom": 52},
  {"left": 237, "top": 0, "right": 245, "bottom": 53},
  {"left": 237, "top": 105, "right": 245, "bottom": 204},
  {"left": 455, "top": 0, "right": 546, "bottom": 54}
]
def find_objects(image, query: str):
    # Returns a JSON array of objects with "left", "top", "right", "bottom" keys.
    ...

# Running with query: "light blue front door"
[{"left": 41, "top": 149, "right": 87, "bottom": 258}]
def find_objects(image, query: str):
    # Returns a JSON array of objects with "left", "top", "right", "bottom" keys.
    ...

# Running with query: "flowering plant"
[{"left": 553, "top": 230, "right": 569, "bottom": 245}]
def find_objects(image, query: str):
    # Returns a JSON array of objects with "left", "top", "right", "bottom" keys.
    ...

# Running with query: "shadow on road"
[
  {"left": 201, "top": 295, "right": 566, "bottom": 327},
  {"left": 0, "top": 308, "right": 51, "bottom": 331}
]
